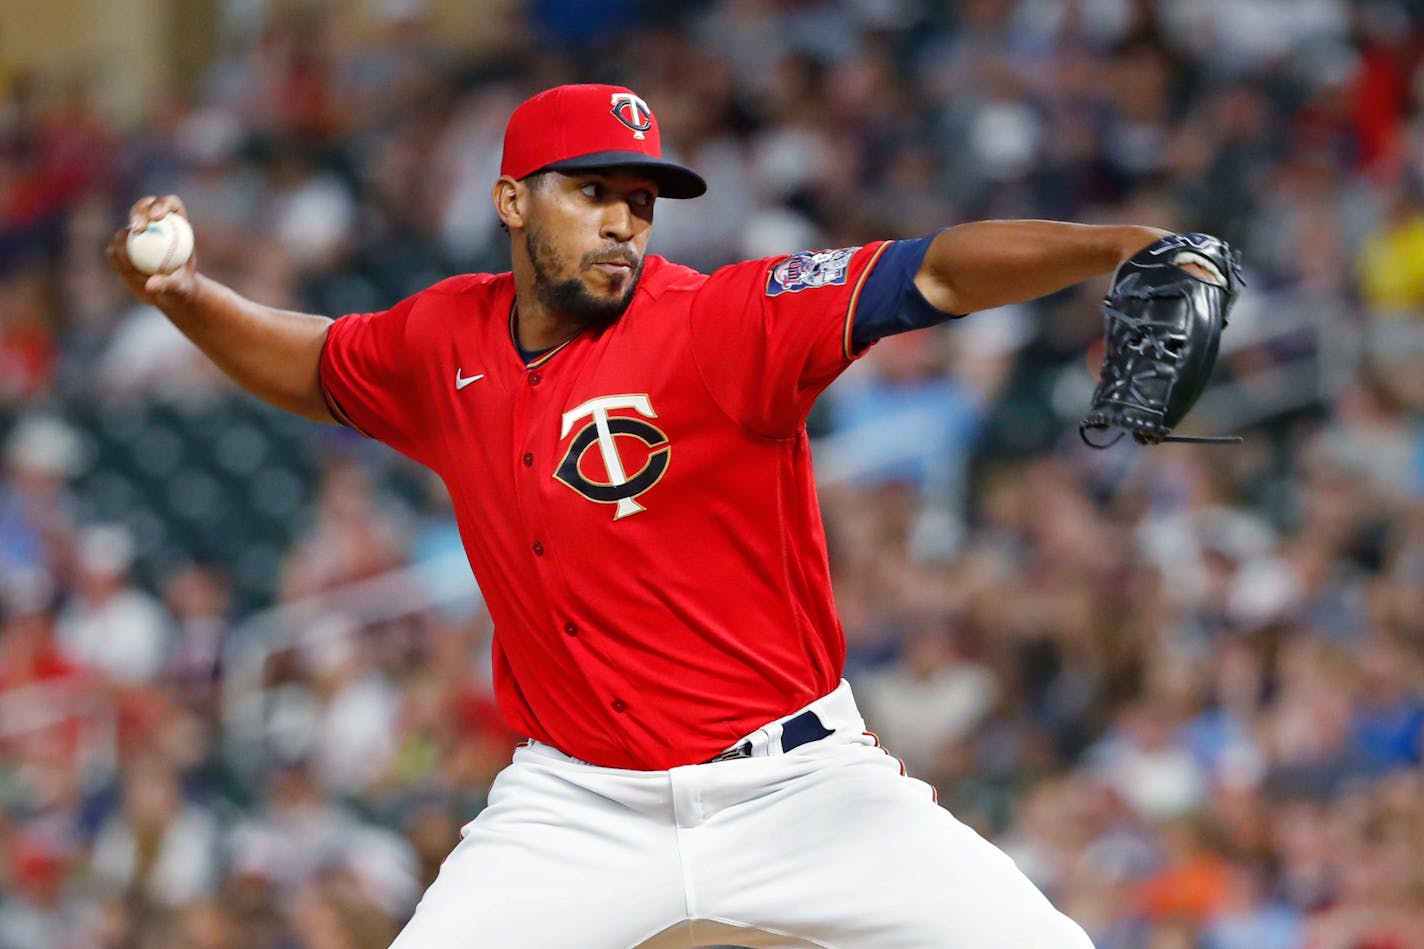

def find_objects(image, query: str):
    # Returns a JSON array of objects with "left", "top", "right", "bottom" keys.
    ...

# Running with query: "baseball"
[{"left": 126, "top": 212, "right": 194, "bottom": 275}]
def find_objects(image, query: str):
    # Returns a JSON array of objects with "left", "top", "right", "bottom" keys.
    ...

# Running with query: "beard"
[{"left": 526, "top": 227, "right": 643, "bottom": 328}]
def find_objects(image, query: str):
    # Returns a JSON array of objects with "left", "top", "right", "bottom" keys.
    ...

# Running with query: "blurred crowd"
[{"left": 2, "top": 0, "right": 1424, "bottom": 946}]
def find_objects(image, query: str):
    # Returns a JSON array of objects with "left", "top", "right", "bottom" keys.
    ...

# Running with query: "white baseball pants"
[{"left": 390, "top": 680, "right": 1093, "bottom": 948}]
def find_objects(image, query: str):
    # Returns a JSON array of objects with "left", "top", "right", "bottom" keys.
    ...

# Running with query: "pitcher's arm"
[
  {"left": 912, "top": 221, "right": 1178, "bottom": 315},
  {"left": 107, "top": 194, "right": 336, "bottom": 423}
]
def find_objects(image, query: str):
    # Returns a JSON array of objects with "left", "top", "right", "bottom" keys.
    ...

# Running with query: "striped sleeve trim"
[{"left": 842, "top": 241, "right": 892, "bottom": 361}]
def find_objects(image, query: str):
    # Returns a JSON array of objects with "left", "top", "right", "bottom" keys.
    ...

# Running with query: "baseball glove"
[{"left": 1080, "top": 233, "right": 1245, "bottom": 448}]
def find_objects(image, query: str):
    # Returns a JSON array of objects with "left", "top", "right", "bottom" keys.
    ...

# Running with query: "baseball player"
[{"left": 108, "top": 83, "right": 1225, "bottom": 948}]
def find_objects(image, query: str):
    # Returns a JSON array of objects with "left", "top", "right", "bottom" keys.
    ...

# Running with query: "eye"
[
  {"left": 630, "top": 190, "right": 655, "bottom": 208},
  {"left": 580, "top": 183, "right": 602, "bottom": 199}
]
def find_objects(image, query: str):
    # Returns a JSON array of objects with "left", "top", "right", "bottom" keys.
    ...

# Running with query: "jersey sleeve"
[
  {"left": 848, "top": 234, "right": 962, "bottom": 349},
  {"left": 689, "top": 240, "right": 953, "bottom": 436},
  {"left": 319, "top": 293, "right": 433, "bottom": 465}
]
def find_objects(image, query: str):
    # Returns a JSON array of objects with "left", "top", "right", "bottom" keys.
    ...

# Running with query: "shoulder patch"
[{"left": 766, "top": 247, "right": 860, "bottom": 297}]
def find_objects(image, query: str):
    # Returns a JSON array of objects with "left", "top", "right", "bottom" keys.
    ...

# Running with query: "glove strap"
[
  {"left": 1160, "top": 433, "right": 1244, "bottom": 444},
  {"left": 1079, "top": 424, "right": 1125, "bottom": 449},
  {"left": 1079, "top": 424, "right": 1243, "bottom": 449}
]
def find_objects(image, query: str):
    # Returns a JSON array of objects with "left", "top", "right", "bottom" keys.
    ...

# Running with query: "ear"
[{"left": 492, "top": 176, "right": 527, "bottom": 231}]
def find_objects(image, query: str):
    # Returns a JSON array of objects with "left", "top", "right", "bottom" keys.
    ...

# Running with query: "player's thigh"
[
  {"left": 707, "top": 746, "right": 1094, "bottom": 949},
  {"left": 391, "top": 757, "right": 685, "bottom": 949}
]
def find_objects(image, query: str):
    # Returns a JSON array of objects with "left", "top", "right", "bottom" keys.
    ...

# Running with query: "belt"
[{"left": 702, "top": 709, "right": 835, "bottom": 763}]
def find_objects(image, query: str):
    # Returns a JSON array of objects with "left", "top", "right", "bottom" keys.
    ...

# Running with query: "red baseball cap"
[{"left": 501, "top": 84, "right": 706, "bottom": 199}]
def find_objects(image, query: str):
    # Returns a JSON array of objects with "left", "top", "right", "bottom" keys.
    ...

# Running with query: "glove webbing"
[{"left": 1079, "top": 288, "right": 1242, "bottom": 448}]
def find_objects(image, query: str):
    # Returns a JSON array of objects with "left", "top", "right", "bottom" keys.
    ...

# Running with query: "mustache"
[{"left": 583, "top": 246, "right": 640, "bottom": 268}]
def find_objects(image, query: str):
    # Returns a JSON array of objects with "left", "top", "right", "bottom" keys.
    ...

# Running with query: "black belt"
[{"left": 703, "top": 709, "right": 834, "bottom": 763}]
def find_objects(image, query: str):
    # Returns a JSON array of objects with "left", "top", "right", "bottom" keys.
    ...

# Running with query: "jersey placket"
[
  {"left": 509, "top": 354, "right": 627, "bottom": 717},
  {"left": 511, "top": 360, "right": 560, "bottom": 596}
]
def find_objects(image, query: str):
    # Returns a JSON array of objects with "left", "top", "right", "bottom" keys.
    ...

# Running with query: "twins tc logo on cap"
[
  {"left": 610, "top": 92, "right": 653, "bottom": 140},
  {"left": 499, "top": 84, "right": 708, "bottom": 198}
]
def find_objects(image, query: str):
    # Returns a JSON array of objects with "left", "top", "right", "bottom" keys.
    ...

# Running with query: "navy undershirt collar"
[{"left": 508, "top": 304, "right": 557, "bottom": 365}]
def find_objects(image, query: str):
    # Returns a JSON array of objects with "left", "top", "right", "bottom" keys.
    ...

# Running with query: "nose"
[{"left": 600, "top": 200, "right": 636, "bottom": 243}]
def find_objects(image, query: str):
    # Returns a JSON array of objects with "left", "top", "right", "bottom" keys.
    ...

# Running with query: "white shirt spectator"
[
  {"left": 1089, "top": 708, "right": 1210, "bottom": 820},
  {"left": 315, "top": 671, "right": 401, "bottom": 795},
  {"left": 859, "top": 632, "right": 997, "bottom": 775},
  {"left": 56, "top": 525, "right": 173, "bottom": 685},
  {"left": 57, "top": 586, "right": 172, "bottom": 686},
  {"left": 90, "top": 804, "right": 220, "bottom": 906}
]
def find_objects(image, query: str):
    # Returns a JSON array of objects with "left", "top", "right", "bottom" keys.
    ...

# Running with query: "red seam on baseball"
[{"left": 159, "top": 232, "right": 177, "bottom": 273}]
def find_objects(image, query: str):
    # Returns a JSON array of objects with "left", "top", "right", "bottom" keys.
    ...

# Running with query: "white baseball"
[{"left": 126, "top": 212, "right": 194, "bottom": 275}]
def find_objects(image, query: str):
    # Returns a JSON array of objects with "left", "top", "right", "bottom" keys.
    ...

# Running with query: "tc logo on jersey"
[
  {"left": 556, "top": 395, "right": 670, "bottom": 519},
  {"left": 610, "top": 93, "right": 653, "bottom": 140},
  {"left": 766, "top": 247, "right": 859, "bottom": 296}
]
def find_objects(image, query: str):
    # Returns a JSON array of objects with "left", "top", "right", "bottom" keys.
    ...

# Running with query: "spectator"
[
  {"left": 857, "top": 617, "right": 998, "bottom": 780},
  {"left": 0, "top": 415, "right": 82, "bottom": 580},
  {"left": 0, "top": 833, "right": 83, "bottom": 949},
  {"left": 161, "top": 561, "right": 232, "bottom": 720},
  {"left": 55, "top": 525, "right": 171, "bottom": 686},
  {"left": 1349, "top": 633, "right": 1424, "bottom": 773},
  {"left": 88, "top": 756, "right": 219, "bottom": 911},
  {"left": 1200, "top": 861, "right": 1305, "bottom": 949},
  {"left": 300, "top": 617, "right": 400, "bottom": 797}
]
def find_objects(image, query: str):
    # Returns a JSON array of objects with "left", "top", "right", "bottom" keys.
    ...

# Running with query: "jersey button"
[
  {"left": 532, "top": 541, "right": 544, "bottom": 556},
  {"left": 611, "top": 699, "right": 627, "bottom": 713},
  {"left": 528, "top": 371, "right": 542, "bottom": 386},
  {"left": 522, "top": 452, "right": 534, "bottom": 467},
  {"left": 564, "top": 622, "right": 578, "bottom": 637}
]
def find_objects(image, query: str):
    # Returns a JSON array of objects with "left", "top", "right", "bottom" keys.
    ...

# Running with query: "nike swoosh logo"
[{"left": 455, "top": 371, "right": 485, "bottom": 390}]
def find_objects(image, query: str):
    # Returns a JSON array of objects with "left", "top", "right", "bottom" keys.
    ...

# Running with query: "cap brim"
[{"left": 537, "top": 151, "right": 707, "bottom": 199}]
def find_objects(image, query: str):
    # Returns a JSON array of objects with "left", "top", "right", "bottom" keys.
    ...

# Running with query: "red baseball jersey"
[{"left": 320, "top": 242, "right": 918, "bottom": 769}]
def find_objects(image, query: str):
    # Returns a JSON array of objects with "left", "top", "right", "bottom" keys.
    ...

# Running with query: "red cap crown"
[{"left": 500, "top": 84, "right": 706, "bottom": 199}]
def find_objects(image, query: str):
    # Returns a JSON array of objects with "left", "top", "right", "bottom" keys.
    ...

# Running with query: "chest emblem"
[{"left": 555, "top": 395, "right": 670, "bottom": 520}]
